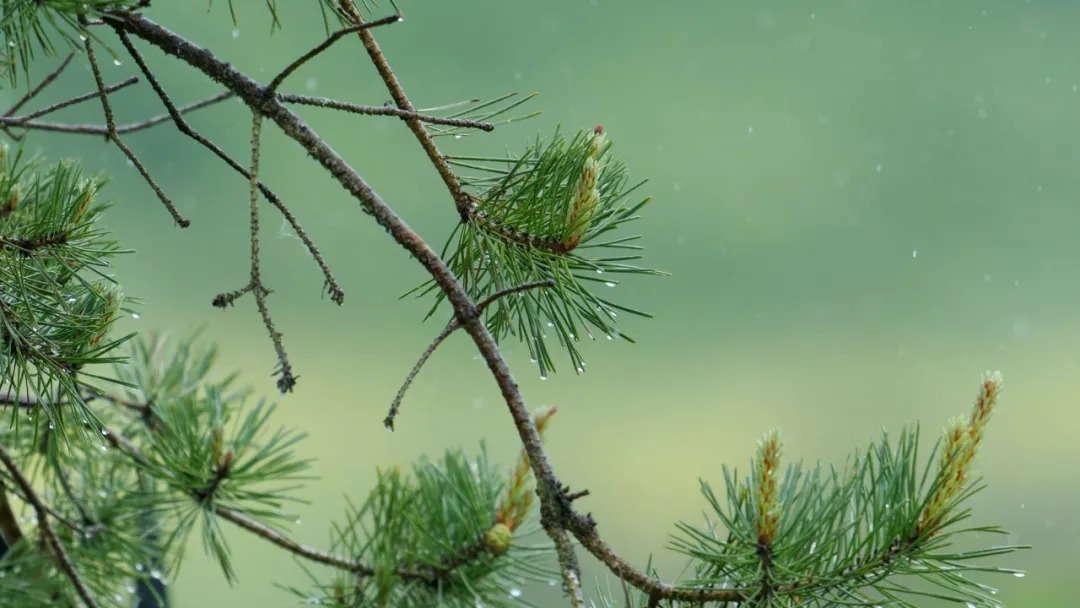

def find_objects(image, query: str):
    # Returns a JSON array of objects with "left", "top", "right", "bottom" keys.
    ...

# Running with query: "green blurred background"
[{"left": 5, "top": 0, "right": 1077, "bottom": 605}]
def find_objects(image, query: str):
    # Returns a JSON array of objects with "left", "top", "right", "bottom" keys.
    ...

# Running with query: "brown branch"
[
  {"left": 336, "top": 1, "right": 475, "bottom": 222},
  {"left": 84, "top": 38, "right": 189, "bottom": 228},
  {"left": 0, "top": 443, "right": 101, "bottom": 608},
  {"left": 112, "top": 28, "right": 344, "bottom": 305},
  {"left": 279, "top": 94, "right": 494, "bottom": 131}
]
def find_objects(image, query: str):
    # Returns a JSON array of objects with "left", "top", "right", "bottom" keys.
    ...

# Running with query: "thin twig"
[
  {"left": 3, "top": 76, "right": 139, "bottom": 124},
  {"left": 265, "top": 15, "right": 402, "bottom": 95},
  {"left": 384, "top": 319, "right": 458, "bottom": 430},
  {"left": 247, "top": 111, "right": 296, "bottom": 393},
  {"left": 113, "top": 29, "right": 344, "bottom": 304},
  {"left": 279, "top": 94, "right": 494, "bottom": 131},
  {"left": 0, "top": 443, "right": 102, "bottom": 608},
  {"left": 84, "top": 39, "right": 190, "bottom": 228},
  {"left": 385, "top": 280, "right": 554, "bottom": 430},
  {"left": 4, "top": 52, "right": 75, "bottom": 116},
  {"left": 213, "top": 506, "right": 372, "bottom": 574},
  {"left": 0, "top": 91, "right": 233, "bottom": 135},
  {"left": 476, "top": 279, "right": 555, "bottom": 313}
]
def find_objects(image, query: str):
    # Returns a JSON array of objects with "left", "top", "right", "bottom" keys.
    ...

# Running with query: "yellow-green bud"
[{"left": 483, "top": 523, "right": 513, "bottom": 555}]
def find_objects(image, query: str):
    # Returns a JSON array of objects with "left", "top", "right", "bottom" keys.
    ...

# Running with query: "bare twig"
[
  {"left": 213, "top": 506, "right": 372, "bottom": 574},
  {"left": 84, "top": 39, "right": 189, "bottom": 228},
  {"left": 0, "top": 443, "right": 102, "bottom": 608},
  {"left": 384, "top": 320, "right": 457, "bottom": 430},
  {"left": 113, "top": 29, "right": 344, "bottom": 305},
  {"left": 279, "top": 94, "right": 494, "bottom": 131},
  {"left": 476, "top": 279, "right": 555, "bottom": 313},
  {"left": 265, "top": 15, "right": 402, "bottom": 95},
  {"left": 0, "top": 91, "right": 232, "bottom": 135},
  {"left": 4, "top": 52, "right": 76, "bottom": 117},
  {"left": 385, "top": 280, "right": 554, "bottom": 430},
  {"left": 2, "top": 76, "right": 139, "bottom": 125}
]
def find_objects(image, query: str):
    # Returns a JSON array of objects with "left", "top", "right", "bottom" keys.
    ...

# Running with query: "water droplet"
[
  {"left": 97, "top": 490, "right": 107, "bottom": 498},
  {"left": 131, "top": 312, "right": 141, "bottom": 320},
  {"left": 294, "top": 518, "right": 302, "bottom": 525},
  {"left": 509, "top": 588, "right": 523, "bottom": 598},
  {"left": 747, "top": 125, "right": 754, "bottom": 134},
  {"left": 305, "top": 77, "right": 318, "bottom": 92},
  {"left": 113, "top": 59, "right": 122, "bottom": 66},
  {"left": 101, "top": 428, "right": 108, "bottom": 435},
  {"left": 48, "top": 422, "right": 55, "bottom": 429},
  {"left": 605, "top": 335, "right": 612, "bottom": 340},
  {"left": 232, "top": 28, "right": 240, "bottom": 39},
  {"left": 604, "top": 281, "right": 616, "bottom": 287},
  {"left": 1013, "top": 571, "right": 1025, "bottom": 578},
  {"left": 135, "top": 564, "right": 145, "bottom": 572},
  {"left": 911, "top": 249, "right": 918, "bottom": 259},
  {"left": 875, "top": 163, "right": 883, "bottom": 173},
  {"left": 115, "top": 595, "right": 124, "bottom": 602},
  {"left": 595, "top": 268, "right": 604, "bottom": 274},
  {"left": 539, "top": 373, "right": 548, "bottom": 380},
  {"left": 454, "top": 134, "right": 463, "bottom": 139},
  {"left": 150, "top": 569, "right": 162, "bottom": 580}
]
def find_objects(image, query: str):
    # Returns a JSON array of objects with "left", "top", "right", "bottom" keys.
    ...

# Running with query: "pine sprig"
[
  {"left": 103, "top": 335, "right": 312, "bottom": 581},
  {"left": 0, "top": 146, "right": 130, "bottom": 434},
  {"left": 299, "top": 447, "right": 553, "bottom": 607},
  {"left": 669, "top": 373, "right": 1024, "bottom": 607},
  {"left": 414, "top": 127, "right": 663, "bottom": 376}
]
